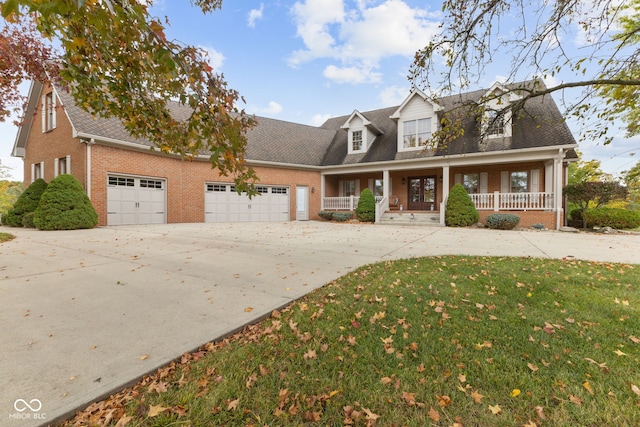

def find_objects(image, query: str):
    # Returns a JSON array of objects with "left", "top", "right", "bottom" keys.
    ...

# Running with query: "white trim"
[{"left": 54, "top": 157, "right": 59, "bottom": 176}]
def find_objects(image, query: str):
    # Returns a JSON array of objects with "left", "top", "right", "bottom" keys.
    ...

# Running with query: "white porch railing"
[
  {"left": 375, "top": 196, "right": 388, "bottom": 224},
  {"left": 323, "top": 196, "right": 384, "bottom": 211},
  {"left": 470, "top": 192, "right": 554, "bottom": 211}
]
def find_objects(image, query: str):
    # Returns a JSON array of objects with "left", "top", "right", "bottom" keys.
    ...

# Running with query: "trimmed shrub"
[
  {"left": 317, "top": 211, "right": 334, "bottom": 221},
  {"left": 332, "top": 212, "right": 353, "bottom": 222},
  {"left": 445, "top": 184, "right": 479, "bottom": 227},
  {"left": 22, "top": 212, "right": 36, "bottom": 228},
  {"left": 33, "top": 174, "right": 98, "bottom": 230},
  {"left": 485, "top": 213, "right": 521, "bottom": 230},
  {"left": 568, "top": 208, "right": 585, "bottom": 228},
  {"left": 355, "top": 188, "right": 376, "bottom": 222},
  {"left": 583, "top": 208, "right": 640, "bottom": 230},
  {"left": 3, "top": 179, "right": 47, "bottom": 227}
]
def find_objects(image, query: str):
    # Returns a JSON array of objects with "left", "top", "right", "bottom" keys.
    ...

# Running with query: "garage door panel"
[
  {"left": 107, "top": 175, "right": 166, "bottom": 225},
  {"left": 205, "top": 184, "right": 289, "bottom": 223}
]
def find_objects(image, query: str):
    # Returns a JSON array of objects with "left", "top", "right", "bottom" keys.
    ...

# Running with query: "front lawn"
[
  {"left": 64, "top": 256, "right": 639, "bottom": 426},
  {"left": 0, "top": 232, "right": 14, "bottom": 243}
]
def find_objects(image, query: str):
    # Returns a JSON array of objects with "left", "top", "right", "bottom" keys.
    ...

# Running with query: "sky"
[{"left": 1, "top": 0, "right": 639, "bottom": 181}]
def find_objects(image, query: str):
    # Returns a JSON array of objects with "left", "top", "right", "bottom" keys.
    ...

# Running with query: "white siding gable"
[
  {"left": 390, "top": 90, "right": 441, "bottom": 153},
  {"left": 341, "top": 110, "right": 382, "bottom": 155}
]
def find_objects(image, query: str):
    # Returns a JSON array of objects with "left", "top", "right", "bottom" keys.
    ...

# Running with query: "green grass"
[
  {"left": 64, "top": 256, "right": 640, "bottom": 426},
  {"left": 0, "top": 232, "right": 14, "bottom": 243}
]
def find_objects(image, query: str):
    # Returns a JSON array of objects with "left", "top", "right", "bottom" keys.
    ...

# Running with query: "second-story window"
[
  {"left": 42, "top": 92, "right": 57, "bottom": 132},
  {"left": 403, "top": 118, "right": 430, "bottom": 149},
  {"left": 352, "top": 130, "right": 363, "bottom": 151},
  {"left": 486, "top": 110, "right": 505, "bottom": 137}
]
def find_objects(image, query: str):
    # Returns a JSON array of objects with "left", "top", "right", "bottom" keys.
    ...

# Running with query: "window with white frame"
[
  {"left": 510, "top": 171, "right": 528, "bottom": 193},
  {"left": 32, "top": 162, "right": 43, "bottom": 181},
  {"left": 42, "top": 92, "right": 56, "bottom": 132},
  {"left": 485, "top": 110, "right": 505, "bottom": 136},
  {"left": 55, "top": 156, "right": 70, "bottom": 176},
  {"left": 344, "top": 180, "right": 356, "bottom": 196},
  {"left": 373, "top": 179, "right": 383, "bottom": 197},
  {"left": 403, "top": 118, "right": 431, "bottom": 149},
  {"left": 462, "top": 173, "right": 479, "bottom": 194},
  {"left": 352, "top": 130, "right": 363, "bottom": 151}
]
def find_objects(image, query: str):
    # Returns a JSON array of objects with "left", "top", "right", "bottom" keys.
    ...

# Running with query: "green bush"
[
  {"left": 568, "top": 208, "right": 585, "bottom": 228},
  {"left": 583, "top": 208, "right": 640, "bottom": 229},
  {"left": 485, "top": 213, "right": 521, "bottom": 230},
  {"left": 21, "top": 212, "right": 36, "bottom": 228},
  {"left": 3, "top": 179, "right": 47, "bottom": 227},
  {"left": 33, "top": 174, "right": 98, "bottom": 230},
  {"left": 445, "top": 184, "right": 479, "bottom": 227},
  {"left": 317, "top": 211, "right": 334, "bottom": 221},
  {"left": 355, "top": 188, "right": 376, "bottom": 222},
  {"left": 332, "top": 212, "right": 353, "bottom": 222}
]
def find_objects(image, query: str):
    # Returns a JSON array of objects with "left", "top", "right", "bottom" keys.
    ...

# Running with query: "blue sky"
[{"left": 1, "top": 0, "right": 639, "bottom": 181}]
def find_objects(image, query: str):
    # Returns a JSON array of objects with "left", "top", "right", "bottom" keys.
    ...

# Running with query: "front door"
[
  {"left": 408, "top": 176, "right": 437, "bottom": 211},
  {"left": 296, "top": 185, "right": 309, "bottom": 221}
]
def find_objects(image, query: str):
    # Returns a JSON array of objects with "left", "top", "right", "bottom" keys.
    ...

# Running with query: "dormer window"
[
  {"left": 42, "top": 91, "right": 57, "bottom": 132},
  {"left": 403, "top": 118, "right": 431, "bottom": 149},
  {"left": 486, "top": 110, "right": 505, "bottom": 136},
  {"left": 352, "top": 130, "right": 363, "bottom": 151}
]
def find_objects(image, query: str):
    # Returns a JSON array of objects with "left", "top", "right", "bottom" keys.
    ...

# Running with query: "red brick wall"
[
  {"left": 478, "top": 210, "right": 558, "bottom": 229},
  {"left": 22, "top": 86, "right": 88, "bottom": 188},
  {"left": 89, "top": 144, "right": 322, "bottom": 225}
]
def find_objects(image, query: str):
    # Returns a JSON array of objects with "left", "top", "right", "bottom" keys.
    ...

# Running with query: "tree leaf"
[
  {"left": 148, "top": 404, "right": 168, "bottom": 417},
  {"left": 488, "top": 404, "right": 502, "bottom": 414}
]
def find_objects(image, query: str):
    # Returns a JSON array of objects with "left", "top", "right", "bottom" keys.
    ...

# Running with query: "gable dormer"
[
  {"left": 390, "top": 88, "right": 443, "bottom": 152},
  {"left": 341, "top": 110, "right": 383, "bottom": 155},
  {"left": 480, "top": 82, "right": 522, "bottom": 139}
]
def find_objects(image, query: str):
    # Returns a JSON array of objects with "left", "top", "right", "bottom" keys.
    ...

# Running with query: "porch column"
[
  {"left": 440, "top": 165, "right": 450, "bottom": 225},
  {"left": 320, "top": 172, "right": 326, "bottom": 211},
  {"left": 554, "top": 150, "right": 563, "bottom": 230},
  {"left": 383, "top": 169, "right": 390, "bottom": 199}
]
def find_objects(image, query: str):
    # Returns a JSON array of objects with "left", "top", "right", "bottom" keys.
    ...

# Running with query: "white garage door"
[
  {"left": 107, "top": 175, "right": 166, "bottom": 225},
  {"left": 205, "top": 183, "right": 289, "bottom": 222}
]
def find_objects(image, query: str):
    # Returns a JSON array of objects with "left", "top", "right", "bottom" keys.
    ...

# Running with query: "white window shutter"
[
  {"left": 52, "top": 93, "right": 57, "bottom": 129},
  {"left": 368, "top": 179, "right": 373, "bottom": 192},
  {"left": 41, "top": 95, "right": 46, "bottom": 133},
  {"left": 454, "top": 174, "right": 462, "bottom": 185},
  {"left": 480, "top": 172, "right": 488, "bottom": 193},
  {"left": 54, "top": 158, "right": 59, "bottom": 177},
  {"left": 66, "top": 155, "right": 71, "bottom": 174},
  {"left": 530, "top": 169, "right": 539, "bottom": 192},
  {"left": 355, "top": 180, "right": 360, "bottom": 195},
  {"left": 501, "top": 171, "right": 509, "bottom": 193},
  {"left": 31, "top": 163, "right": 35, "bottom": 182},
  {"left": 40, "top": 161, "right": 44, "bottom": 179},
  {"left": 339, "top": 180, "right": 344, "bottom": 197}
]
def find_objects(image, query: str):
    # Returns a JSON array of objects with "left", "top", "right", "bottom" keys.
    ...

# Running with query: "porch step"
[{"left": 378, "top": 211, "right": 443, "bottom": 226}]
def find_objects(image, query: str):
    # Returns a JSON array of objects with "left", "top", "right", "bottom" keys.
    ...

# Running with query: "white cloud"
[
  {"left": 379, "top": 85, "right": 408, "bottom": 106},
  {"left": 261, "top": 101, "right": 283, "bottom": 115},
  {"left": 323, "top": 64, "right": 381, "bottom": 84},
  {"left": 248, "top": 4, "right": 264, "bottom": 28},
  {"left": 199, "top": 46, "right": 225, "bottom": 71},
  {"left": 288, "top": 0, "right": 440, "bottom": 84},
  {"left": 310, "top": 113, "right": 333, "bottom": 126}
]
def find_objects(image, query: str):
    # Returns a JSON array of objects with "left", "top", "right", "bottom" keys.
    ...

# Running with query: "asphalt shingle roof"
[{"left": 56, "top": 79, "right": 576, "bottom": 168}]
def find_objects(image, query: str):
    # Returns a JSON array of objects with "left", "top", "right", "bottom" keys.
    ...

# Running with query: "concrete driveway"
[{"left": 1, "top": 222, "right": 639, "bottom": 426}]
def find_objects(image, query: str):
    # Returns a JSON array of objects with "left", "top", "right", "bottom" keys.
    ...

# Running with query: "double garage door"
[
  {"left": 205, "top": 183, "right": 290, "bottom": 222},
  {"left": 107, "top": 175, "right": 166, "bottom": 225}
]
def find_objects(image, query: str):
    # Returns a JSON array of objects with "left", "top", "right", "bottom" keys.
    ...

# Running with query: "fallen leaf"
[
  {"left": 583, "top": 381, "right": 594, "bottom": 395},
  {"left": 458, "top": 373, "right": 466, "bottom": 383},
  {"left": 139, "top": 354, "right": 149, "bottom": 361},
  {"left": 523, "top": 421, "right": 537, "bottom": 427},
  {"left": 584, "top": 358, "right": 607, "bottom": 368},
  {"left": 227, "top": 398, "right": 239, "bottom": 410},
  {"left": 148, "top": 404, "right": 168, "bottom": 417},
  {"left": 569, "top": 394, "right": 583, "bottom": 405},
  {"left": 114, "top": 415, "right": 133, "bottom": 427},
  {"left": 303, "top": 349, "right": 317, "bottom": 360},
  {"left": 510, "top": 389, "right": 521, "bottom": 397},
  {"left": 535, "top": 405, "right": 546, "bottom": 420},
  {"left": 471, "top": 390, "right": 484, "bottom": 403},
  {"left": 381, "top": 376, "right": 393, "bottom": 385},
  {"left": 428, "top": 407, "right": 440, "bottom": 421},
  {"left": 436, "top": 395, "right": 452, "bottom": 407},
  {"left": 527, "top": 363, "right": 539, "bottom": 372},
  {"left": 614, "top": 349, "right": 627, "bottom": 356},
  {"left": 488, "top": 404, "right": 502, "bottom": 414},
  {"left": 629, "top": 336, "right": 640, "bottom": 344},
  {"left": 244, "top": 307, "right": 253, "bottom": 312},
  {"left": 631, "top": 384, "right": 640, "bottom": 398},
  {"left": 402, "top": 391, "right": 416, "bottom": 406}
]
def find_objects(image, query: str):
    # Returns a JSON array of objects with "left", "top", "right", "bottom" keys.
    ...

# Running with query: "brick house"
[{"left": 12, "top": 79, "right": 577, "bottom": 229}]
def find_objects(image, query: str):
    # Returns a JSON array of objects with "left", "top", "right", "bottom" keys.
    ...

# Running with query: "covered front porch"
[{"left": 320, "top": 157, "right": 567, "bottom": 229}]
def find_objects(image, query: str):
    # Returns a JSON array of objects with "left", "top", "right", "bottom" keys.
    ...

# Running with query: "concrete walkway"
[{"left": 1, "top": 222, "right": 639, "bottom": 426}]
